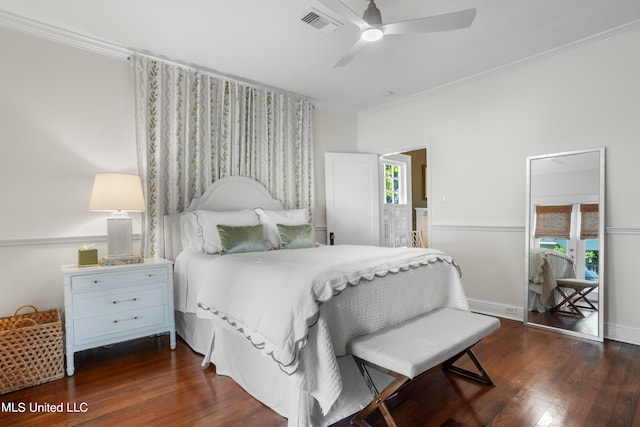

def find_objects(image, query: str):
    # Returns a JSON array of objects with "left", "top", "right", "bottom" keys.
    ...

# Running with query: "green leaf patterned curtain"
[{"left": 132, "top": 54, "right": 314, "bottom": 257}]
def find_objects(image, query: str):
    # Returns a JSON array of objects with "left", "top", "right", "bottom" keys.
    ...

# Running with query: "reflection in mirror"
[{"left": 525, "top": 148, "right": 605, "bottom": 342}]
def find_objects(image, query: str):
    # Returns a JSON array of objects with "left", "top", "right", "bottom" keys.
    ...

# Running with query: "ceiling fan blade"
[
  {"left": 381, "top": 8, "right": 476, "bottom": 35},
  {"left": 318, "top": 0, "right": 369, "bottom": 30},
  {"left": 334, "top": 38, "right": 367, "bottom": 67}
]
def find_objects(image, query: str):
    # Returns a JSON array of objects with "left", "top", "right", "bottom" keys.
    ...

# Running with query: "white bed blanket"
[
  {"left": 187, "top": 245, "right": 467, "bottom": 415},
  {"left": 529, "top": 248, "right": 575, "bottom": 303}
]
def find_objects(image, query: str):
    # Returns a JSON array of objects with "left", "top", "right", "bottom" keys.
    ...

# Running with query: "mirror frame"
[{"left": 524, "top": 147, "right": 605, "bottom": 342}]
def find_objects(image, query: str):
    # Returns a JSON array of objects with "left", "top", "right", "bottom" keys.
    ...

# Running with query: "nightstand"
[{"left": 61, "top": 258, "right": 176, "bottom": 376}]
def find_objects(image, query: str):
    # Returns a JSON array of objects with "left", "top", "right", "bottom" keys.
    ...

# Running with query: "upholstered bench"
[{"left": 347, "top": 307, "right": 500, "bottom": 427}]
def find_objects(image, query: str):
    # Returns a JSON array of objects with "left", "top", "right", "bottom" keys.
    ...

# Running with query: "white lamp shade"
[{"left": 89, "top": 173, "right": 146, "bottom": 212}]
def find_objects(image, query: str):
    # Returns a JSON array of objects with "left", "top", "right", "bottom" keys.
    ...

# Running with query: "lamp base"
[{"left": 107, "top": 213, "right": 133, "bottom": 257}]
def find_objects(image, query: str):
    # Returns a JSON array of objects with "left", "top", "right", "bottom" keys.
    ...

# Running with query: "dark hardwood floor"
[
  {"left": 1, "top": 318, "right": 639, "bottom": 427},
  {"left": 527, "top": 307, "right": 598, "bottom": 337}
]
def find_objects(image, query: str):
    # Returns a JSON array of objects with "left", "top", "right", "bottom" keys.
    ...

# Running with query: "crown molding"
[
  {"left": 3, "top": 10, "right": 639, "bottom": 117},
  {"left": 0, "top": 10, "right": 320, "bottom": 108},
  {"left": 361, "top": 19, "right": 640, "bottom": 116},
  {"left": 0, "top": 10, "right": 131, "bottom": 60}
]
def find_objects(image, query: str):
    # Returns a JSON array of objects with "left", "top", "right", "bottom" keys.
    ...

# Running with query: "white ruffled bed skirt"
[{"left": 175, "top": 311, "right": 394, "bottom": 426}]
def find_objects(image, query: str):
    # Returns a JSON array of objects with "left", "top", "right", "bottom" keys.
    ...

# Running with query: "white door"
[{"left": 325, "top": 153, "right": 380, "bottom": 246}]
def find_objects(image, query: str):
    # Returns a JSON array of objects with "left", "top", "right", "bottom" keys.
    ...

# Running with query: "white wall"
[
  {"left": 0, "top": 27, "right": 137, "bottom": 316},
  {"left": 0, "top": 26, "right": 358, "bottom": 316},
  {"left": 357, "top": 30, "right": 640, "bottom": 343},
  {"left": 312, "top": 108, "right": 358, "bottom": 242},
  {"left": 0, "top": 27, "right": 138, "bottom": 240}
]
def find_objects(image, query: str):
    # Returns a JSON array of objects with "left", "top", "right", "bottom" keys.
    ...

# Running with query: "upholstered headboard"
[{"left": 163, "top": 176, "right": 284, "bottom": 260}]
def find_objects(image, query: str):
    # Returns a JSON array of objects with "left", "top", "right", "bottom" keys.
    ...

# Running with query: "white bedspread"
[
  {"left": 183, "top": 245, "right": 467, "bottom": 415},
  {"left": 529, "top": 248, "right": 575, "bottom": 303}
]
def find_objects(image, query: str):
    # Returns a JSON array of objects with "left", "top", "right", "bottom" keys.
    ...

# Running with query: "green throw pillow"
[
  {"left": 276, "top": 224, "right": 315, "bottom": 249},
  {"left": 216, "top": 224, "right": 268, "bottom": 254}
]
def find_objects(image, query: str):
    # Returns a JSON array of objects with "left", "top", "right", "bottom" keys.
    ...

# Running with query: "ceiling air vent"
[{"left": 301, "top": 8, "right": 342, "bottom": 34}]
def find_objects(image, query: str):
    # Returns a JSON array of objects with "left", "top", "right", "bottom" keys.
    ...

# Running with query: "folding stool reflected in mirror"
[{"left": 552, "top": 278, "right": 599, "bottom": 318}]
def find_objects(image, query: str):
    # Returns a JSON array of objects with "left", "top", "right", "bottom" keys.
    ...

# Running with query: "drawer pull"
[
  {"left": 112, "top": 297, "right": 139, "bottom": 304},
  {"left": 113, "top": 316, "right": 139, "bottom": 323},
  {"left": 93, "top": 280, "right": 99, "bottom": 284}
]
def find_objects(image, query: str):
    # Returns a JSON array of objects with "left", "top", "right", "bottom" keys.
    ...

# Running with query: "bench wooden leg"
[
  {"left": 352, "top": 347, "right": 494, "bottom": 426},
  {"left": 351, "top": 356, "right": 408, "bottom": 427},
  {"left": 442, "top": 348, "right": 495, "bottom": 386},
  {"left": 348, "top": 309, "right": 500, "bottom": 426}
]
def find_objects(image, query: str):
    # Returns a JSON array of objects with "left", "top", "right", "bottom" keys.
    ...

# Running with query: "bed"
[
  {"left": 528, "top": 248, "right": 576, "bottom": 312},
  {"left": 163, "top": 176, "right": 471, "bottom": 426}
]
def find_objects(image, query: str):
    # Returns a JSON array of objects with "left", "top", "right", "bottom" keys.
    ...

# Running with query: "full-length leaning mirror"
[{"left": 525, "top": 148, "right": 605, "bottom": 342}]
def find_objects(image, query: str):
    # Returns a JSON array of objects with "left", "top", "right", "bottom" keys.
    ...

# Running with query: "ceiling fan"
[{"left": 318, "top": 0, "right": 477, "bottom": 67}]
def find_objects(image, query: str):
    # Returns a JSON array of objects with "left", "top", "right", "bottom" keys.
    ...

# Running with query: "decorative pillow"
[
  {"left": 195, "top": 209, "right": 260, "bottom": 254},
  {"left": 255, "top": 208, "right": 309, "bottom": 249},
  {"left": 179, "top": 212, "right": 204, "bottom": 252},
  {"left": 216, "top": 224, "right": 268, "bottom": 255},
  {"left": 277, "top": 224, "right": 316, "bottom": 250}
]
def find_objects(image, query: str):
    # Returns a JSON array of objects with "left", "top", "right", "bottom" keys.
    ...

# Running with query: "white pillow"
[
  {"left": 180, "top": 212, "right": 204, "bottom": 252},
  {"left": 195, "top": 209, "right": 260, "bottom": 254},
  {"left": 255, "top": 208, "right": 309, "bottom": 249}
]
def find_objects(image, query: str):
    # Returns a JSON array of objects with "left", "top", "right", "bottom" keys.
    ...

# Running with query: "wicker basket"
[{"left": 0, "top": 305, "right": 65, "bottom": 394}]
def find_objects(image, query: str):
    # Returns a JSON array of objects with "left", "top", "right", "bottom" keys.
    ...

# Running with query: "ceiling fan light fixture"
[
  {"left": 319, "top": 0, "right": 476, "bottom": 67},
  {"left": 361, "top": 27, "right": 383, "bottom": 42}
]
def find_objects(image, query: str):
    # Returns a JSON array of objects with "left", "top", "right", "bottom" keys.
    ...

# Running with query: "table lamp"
[{"left": 89, "top": 173, "right": 145, "bottom": 257}]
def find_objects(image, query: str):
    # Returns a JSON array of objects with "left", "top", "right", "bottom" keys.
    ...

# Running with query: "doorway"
[
  {"left": 324, "top": 147, "right": 429, "bottom": 248},
  {"left": 397, "top": 148, "right": 428, "bottom": 247}
]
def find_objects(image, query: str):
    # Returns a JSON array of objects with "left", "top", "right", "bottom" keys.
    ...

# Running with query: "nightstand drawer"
[
  {"left": 71, "top": 267, "right": 168, "bottom": 290},
  {"left": 74, "top": 306, "right": 168, "bottom": 344},
  {"left": 73, "top": 284, "right": 166, "bottom": 319}
]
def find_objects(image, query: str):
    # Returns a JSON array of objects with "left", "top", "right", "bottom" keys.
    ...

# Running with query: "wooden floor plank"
[
  {"left": 606, "top": 344, "right": 640, "bottom": 427},
  {"left": 1, "top": 319, "right": 639, "bottom": 427}
]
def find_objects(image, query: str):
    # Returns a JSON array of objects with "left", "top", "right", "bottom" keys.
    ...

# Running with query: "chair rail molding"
[
  {"left": 432, "top": 224, "right": 640, "bottom": 235},
  {"left": 0, "top": 234, "right": 141, "bottom": 248},
  {"left": 432, "top": 224, "right": 525, "bottom": 233}
]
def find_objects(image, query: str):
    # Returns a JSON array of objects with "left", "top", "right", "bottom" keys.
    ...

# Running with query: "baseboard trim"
[
  {"left": 467, "top": 298, "right": 640, "bottom": 346},
  {"left": 468, "top": 298, "right": 524, "bottom": 322},
  {"left": 605, "top": 323, "right": 640, "bottom": 346}
]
